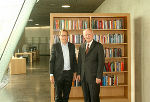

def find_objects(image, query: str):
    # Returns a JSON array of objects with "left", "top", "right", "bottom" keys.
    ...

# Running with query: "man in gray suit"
[
  {"left": 77, "top": 28, "right": 104, "bottom": 102},
  {"left": 50, "top": 30, "right": 77, "bottom": 102}
]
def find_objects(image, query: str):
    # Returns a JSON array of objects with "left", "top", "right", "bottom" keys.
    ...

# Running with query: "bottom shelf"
[
  {"left": 69, "top": 86, "right": 128, "bottom": 98},
  {"left": 51, "top": 83, "right": 129, "bottom": 102},
  {"left": 68, "top": 97, "right": 128, "bottom": 102}
]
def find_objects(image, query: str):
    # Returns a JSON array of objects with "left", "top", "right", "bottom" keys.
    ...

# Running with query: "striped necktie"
[{"left": 86, "top": 44, "right": 89, "bottom": 54}]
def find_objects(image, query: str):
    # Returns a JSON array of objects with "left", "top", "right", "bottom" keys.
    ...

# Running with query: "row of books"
[
  {"left": 104, "top": 61, "right": 124, "bottom": 72},
  {"left": 101, "top": 75, "right": 118, "bottom": 86},
  {"left": 94, "top": 33, "right": 124, "bottom": 44},
  {"left": 53, "top": 35, "right": 85, "bottom": 44},
  {"left": 91, "top": 19, "right": 124, "bottom": 29},
  {"left": 68, "top": 35, "right": 85, "bottom": 44},
  {"left": 54, "top": 33, "right": 124, "bottom": 44},
  {"left": 73, "top": 76, "right": 119, "bottom": 87},
  {"left": 104, "top": 48, "right": 122, "bottom": 57},
  {"left": 54, "top": 19, "right": 88, "bottom": 30}
]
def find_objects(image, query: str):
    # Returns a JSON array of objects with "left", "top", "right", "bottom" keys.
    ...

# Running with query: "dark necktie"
[{"left": 86, "top": 44, "right": 89, "bottom": 54}]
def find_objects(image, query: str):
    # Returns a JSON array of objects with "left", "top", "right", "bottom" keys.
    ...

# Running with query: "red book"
[
  {"left": 101, "top": 20, "right": 104, "bottom": 29},
  {"left": 100, "top": 21, "right": 102, "bottom": 29},
  {"left": 111, "top": 19, "right": 113, "bottom": 29},
  {"left": 121, "top": 61, "right": 124, "bottom": 71},
  {"left": 73, "top": 35, "right": 75, "bottom": 44},
  {"left": 108, "top": 62, "right": 111, "bottom": 72},
  {"left": 105, "top": 63, "right": 109, "bottom": 72}
]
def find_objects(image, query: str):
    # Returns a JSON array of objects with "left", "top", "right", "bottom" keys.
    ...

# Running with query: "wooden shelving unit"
[{"left": 50, "top": 13, "right": 131, "bottom": 102}]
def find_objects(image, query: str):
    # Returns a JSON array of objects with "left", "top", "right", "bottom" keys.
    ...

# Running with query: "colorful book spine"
[
  {"left": 91, "top": 19, "right": 124, "bottom": 29},
  {"left": 104, "top": 48, "right": 122, "bottom": 57},
  {"left": 102, "top": 75, "right": 119, "bottom": 86},
  {"left": 104, "top": 61, "right": 124, "bottom": 72},
  {"left": 93, "top": 33, "right": 124, "bottom": 44},
  {"left": 54, "top": 19, "right": 88, "bottom": 30}
]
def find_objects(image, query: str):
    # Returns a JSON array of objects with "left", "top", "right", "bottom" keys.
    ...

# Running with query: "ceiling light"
[
  {"left": 35, "top": 24, "right": 39, "bottom": 26},
  {"left": 61, "top": 5, "right": 70, "bottom": 8},
  {"left": 28, "top": 19, "right": 33, "bottom": 22}
]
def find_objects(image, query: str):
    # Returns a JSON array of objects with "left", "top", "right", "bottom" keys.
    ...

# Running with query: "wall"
[
  {"left": 94, "top": 0, "right": 150, "bottom": 102},
  {"left": 15, "top": 31, "right": 25, "bottom": 53},
  {"left": 141, "top": 0, "right": 150, "bottom": 102},
  {"left": 0, "top": 0, "right": 37, "bottom": 81},
  {"left": 24, "top": 26, "right": 50, "bottom": 55}
]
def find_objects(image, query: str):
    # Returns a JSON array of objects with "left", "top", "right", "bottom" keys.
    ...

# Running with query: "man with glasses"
[
  {"left": 77, "top": 28, "right": 104, "bottom": 102},
  {"left": 50, "top": 30, "right": 77, "bottom": 102}
]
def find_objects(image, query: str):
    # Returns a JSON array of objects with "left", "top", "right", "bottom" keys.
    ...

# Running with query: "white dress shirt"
[
  {"left": 86, "top": 40, "right": 93, "bottom": 50},
  {"left": 50, "top": 42, "right": 70, "bottom": 76}
]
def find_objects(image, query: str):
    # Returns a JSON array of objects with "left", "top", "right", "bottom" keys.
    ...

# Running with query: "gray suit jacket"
[
  {"left": 50, "top": 42, "right": 77, "bottom": 81},
  {"left": 77, "top": 40, "right": 104, "bottom": 83}
]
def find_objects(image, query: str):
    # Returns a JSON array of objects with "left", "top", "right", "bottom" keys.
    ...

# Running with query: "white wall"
[
  {"left": 0, "top": 0, "right": 36, "bottom": 81},
  {"left": 25, "top": 26, "right": 50, "bottom": 55},
  {"left": 15, "top": 31, "right": 25, "bottom": 53},
  {"left": 94, "top": 0, "right": 150, "bottom": 102}
]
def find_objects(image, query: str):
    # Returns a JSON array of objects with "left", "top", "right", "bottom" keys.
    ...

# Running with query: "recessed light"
[
  {"left": 35, "top": 24, "right": 39, "bottom": 25},
  {"left": 28, "top": 19, "right": 33, "bottom": 22},
  {"left": 61, "top": 5, "right": 70, "bottom": 8}
]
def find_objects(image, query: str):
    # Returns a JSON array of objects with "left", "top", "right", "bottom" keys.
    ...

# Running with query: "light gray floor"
[{"left": 0, "top": 56, "right": 51, "bottom": 102}]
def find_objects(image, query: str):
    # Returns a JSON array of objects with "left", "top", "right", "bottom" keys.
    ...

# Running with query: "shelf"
[
  {"left": 74, "top": 43, "right": 127, "bottom": 46},
  {"left": 53, "top": 29, "right": 86, "bottom": 31},
  {"left": 103, "top": 71, "right": 128, "bottom": 74},
  {"left": 103, "top": 43, "right": 127, "bottom": 45},
  {"left": 92, "top": 29, "right": 127, "bottom": 31},
  {"left": 53, "top": 29, "right": 127, "bottom": 31},
  {"left": 69, "top": 97, "right": 128, "bottom": 102},
  {"left": 100, "top": 96, "right": 128, "bottom": 99},
  {"left": 100, "top": 85, "right": 128, "bottom": 88},
  {"left": 105, "top": 57, "right": 128, "bottom": 59},
  {"left": 72, "top": 85, "right": 128, "bottom": 88},
  {"left": 69, "top": 96, "right": 128, "bottom": 102}
]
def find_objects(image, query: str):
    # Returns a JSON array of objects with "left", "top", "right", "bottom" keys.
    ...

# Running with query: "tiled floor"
[{"left": 0, "top": 56, "right": 51, "bottom": 102}]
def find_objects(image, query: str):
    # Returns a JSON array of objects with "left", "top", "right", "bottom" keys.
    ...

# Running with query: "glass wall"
[{"left": 0, "top": 0, "right": 37, "bottom": 81}]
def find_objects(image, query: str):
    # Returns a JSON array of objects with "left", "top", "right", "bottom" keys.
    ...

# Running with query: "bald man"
[{"left": 77, "top": 28, "right": 104, "bottom": 102}]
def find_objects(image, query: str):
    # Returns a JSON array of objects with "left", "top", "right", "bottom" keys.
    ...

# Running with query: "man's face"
[
  {"left": 59, "top": 31, "right": 68, "bottom": 44},
  {"left": 83, "top": 29, "right": 94, "bottom": 43}
]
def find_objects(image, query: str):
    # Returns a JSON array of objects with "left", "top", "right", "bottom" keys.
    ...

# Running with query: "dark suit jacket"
[
  {"left": 50, "top": 42, "right": 77, "bottom": 81},
  {"left": 77, "top": 40, "right": 104, "bottom": 83}
]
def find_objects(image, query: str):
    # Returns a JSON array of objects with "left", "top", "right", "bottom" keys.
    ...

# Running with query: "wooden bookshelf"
[{"left": 50, "top": 13, "right": 131, "bottom": 102}]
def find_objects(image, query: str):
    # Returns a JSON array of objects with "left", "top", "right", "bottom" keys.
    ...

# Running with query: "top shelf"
[
  {"left": 92, "top": 29, "right": 127, "bottom": 31},
  {"left": 51, "top": 13, "right": 129, "bottom": 18},
  {"left": 53, "top": 29, "right": 127, "bottom": 31}
]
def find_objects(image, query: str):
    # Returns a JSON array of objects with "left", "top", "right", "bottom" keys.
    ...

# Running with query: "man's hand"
[
  {"left": 73, "top": 73, "right": 77, "bottom": 81},
  {"left": 76, "top": 75, "right": 81, "bottom": 81},
  {"left": 96, "top": 78, "right": 101, "bottom": 84},
  {"left": 50, "top": 76, "right": 54, "bottom": 83}
]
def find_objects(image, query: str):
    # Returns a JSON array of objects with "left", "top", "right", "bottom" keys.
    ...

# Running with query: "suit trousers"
[
  {"left": 54, "top": 70, "right": 72, "bottom": 102},
  {"left": 82, "top": 75, "right": 100, "bottom": 102}
]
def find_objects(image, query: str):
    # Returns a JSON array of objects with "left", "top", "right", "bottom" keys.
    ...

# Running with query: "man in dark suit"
[
  {"left": 50, "top": 30, "right": 77, "bottom": 102},
  {"left": 77, "top": 28, "right": 104, "bottom": 102}
]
